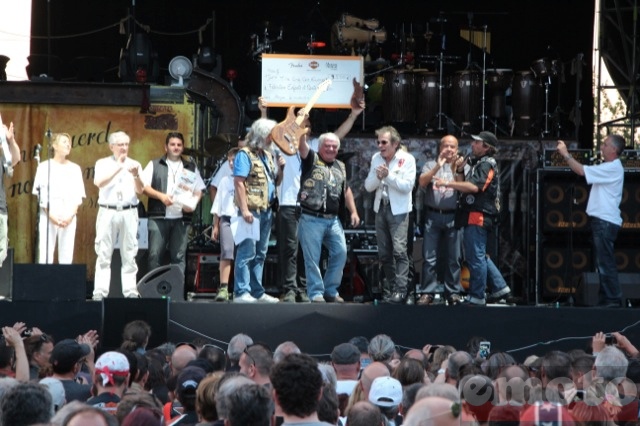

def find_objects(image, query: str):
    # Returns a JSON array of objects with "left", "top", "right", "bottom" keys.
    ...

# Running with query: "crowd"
[{"left": 1, "top": 319, "right": 640, "bottom": 425}]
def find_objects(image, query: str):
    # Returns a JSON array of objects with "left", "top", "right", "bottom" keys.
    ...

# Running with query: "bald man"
[
  {"left": 359, "top": 361, "right": 391, "bottom": 398},
  {"left": 403, "top": 396, "right": 462, "bottom": 426},
  {"left": 170, "top": 343, "right": 197, "bottom": 377},
  {"left": 417, "top": 135, "right": 467, "bottom": 306}
]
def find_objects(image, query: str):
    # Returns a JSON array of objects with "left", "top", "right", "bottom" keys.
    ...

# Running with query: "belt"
[
  {"left": 99, "top": 204, "right": 137, "bottom": 211},
  {"left": 426, "top": 206, "right": 456, "bottom": 215},
  {"left": 301, "top": 208, "right": 337, "bottom": 219}
]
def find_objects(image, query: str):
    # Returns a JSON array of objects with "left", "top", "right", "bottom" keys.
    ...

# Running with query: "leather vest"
[
  {"left": 298, "top": 151, "right": 346, "bottom": 214},
  {"left": 147, "top": 156, "right": 197, "bottom": 219},
  {"left": 239, "top": 147, "right": 274, "bottom": 212},
  {"left": 460, "top": 155, "right": 501, "bottom": 216}
]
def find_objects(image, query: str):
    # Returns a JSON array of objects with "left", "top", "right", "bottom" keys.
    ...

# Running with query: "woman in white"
[{"left": 32, "top": 133, "right": 86, "bottom": 264}]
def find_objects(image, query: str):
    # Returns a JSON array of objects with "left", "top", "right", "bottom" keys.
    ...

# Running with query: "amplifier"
[
  {"left": 543, "top": 149, "right": 592, "bottom": 169},
  {"left": 345, "top": 229, "right": 378, "bottom": 251},
  {"left": 621, "top": 150, "right": 640, "bottom": 171},
  {"left": 186, "top": 253, "right": 220, "bottom": 293}
]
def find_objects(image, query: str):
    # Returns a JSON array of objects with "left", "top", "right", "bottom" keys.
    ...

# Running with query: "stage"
[{"left": 1, "top": 297, "right": 639, "bottom": 362}]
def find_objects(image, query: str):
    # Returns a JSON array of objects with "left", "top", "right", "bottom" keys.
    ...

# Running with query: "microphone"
[
  {"left": 34, "top": 144, "right": 42, "bottom": 159},
  {"left": 45, "top": 128, "right": 52, "bottom": 138}
]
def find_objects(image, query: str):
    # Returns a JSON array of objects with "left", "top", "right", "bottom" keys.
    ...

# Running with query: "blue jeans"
[
  {"left": 591, "top": 217, "right": 621, "bottom": 304},
  {"left": 375, "top": 204, "right": 410, "bottom": 293},
  {"left": 463, "top": 224, "right": 509, "bottom": 303},
  {"left": 421, "top": 210, "right": 463, "bottom": 296},
  {"left": 148, "top": 218, "right": 190, "bottom": 273},
  {"left": 234, "top": 210, "right": 272, "bottom": 298},
  {"left": 298, "top": 213, "right": 347, "bottom": 299}
]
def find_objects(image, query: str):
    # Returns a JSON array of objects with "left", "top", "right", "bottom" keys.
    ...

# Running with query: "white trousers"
[
  {"left": 37, "top": 210, "right": 77, "bottom": 264},
  {"left": 93, "top": 207, "right": 139, "bottom": 298}
]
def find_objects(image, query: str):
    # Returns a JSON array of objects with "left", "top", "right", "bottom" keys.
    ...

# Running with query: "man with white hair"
[
  {"left": 92, "top": 130, "right": 144, "bottom": 300},
  {"left": 233, "top": 118, "right": 282, "bottom": 303}
]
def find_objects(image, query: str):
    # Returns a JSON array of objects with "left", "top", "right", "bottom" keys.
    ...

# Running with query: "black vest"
[{"left": 147, "top": 156, "right": 197, "bottom": 220}]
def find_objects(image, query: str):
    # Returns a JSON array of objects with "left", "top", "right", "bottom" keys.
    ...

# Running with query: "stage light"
[{"left": 168, "top": 56, "right": 193, "bottom": 87}]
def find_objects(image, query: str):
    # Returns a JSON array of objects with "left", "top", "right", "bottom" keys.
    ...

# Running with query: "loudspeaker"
[
  {"left": 137, "top": 264, "right": 184, "bottom": 301},
  {"left": 185, "top": 253, "right": 220, "bottom": 293},
  {"left": 0, "top": 248, "right": 13, "bottom": 299},
  {"left": 538, "top": 170, "right": 590, "bottom": 233},
  {"left": 615, "top": 247, "right": 640, "bottom": 273},
  {"left": 11, "top": 264, "right": 86, "bottom": 301},
  {"left": 541, "top": 245, "right": 591, "bottom": 296},
  {"left": 101, "top": 298, "right": 169, "bottom": 351},
  {"left": 577, "top": 272, "right": 640, "bottom": 306},
  {"left": 620, "top": 173, "right": 640, "bottom": 233}
]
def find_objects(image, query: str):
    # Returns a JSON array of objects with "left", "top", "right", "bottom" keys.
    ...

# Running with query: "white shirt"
[
  {"left": 210, "top": 174, "right": 237, "bottom": 217},
  {"left": 364, "top": 149, "right": 416, "bottom": 215},
  {"left": 32, "top": 159, "right": 86, "bottom": 218},
  {"left": 94, "top": 156, "right": 142, "bottom": 206},
  {"left": 584, "top": 158, "right": 624, "bottom": 226}
]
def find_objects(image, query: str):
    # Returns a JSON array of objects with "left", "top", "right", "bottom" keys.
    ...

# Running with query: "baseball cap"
[
  {"left": 471, "top": 131, "right": 498, "bottom": 149},
  {"left": 95, "top": 351, "right": 130, "bottom": 386},
  {"left": 176, "top": 366, "right": 206, "bottom": 400},
  {"left": 49, "top": 339, "right": 91, "bottom": 373},
  {"left": 368, "top": 376, "right": 403, "bottom": 407},
  {"left": 39, "top": 377, "right": 66, "bottom": 410},
  {"left": 331, "top": 343, "right": 361, "bottom": 365}
]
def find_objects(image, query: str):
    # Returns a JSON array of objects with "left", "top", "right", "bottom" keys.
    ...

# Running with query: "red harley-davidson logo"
[{"left": 309, "top": 61, "right": 319, "bottom": 69}]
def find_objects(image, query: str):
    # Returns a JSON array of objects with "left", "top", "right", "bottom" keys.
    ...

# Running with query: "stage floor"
[{"left": 1, "top": 299, "right": 638, "bottom": 362}]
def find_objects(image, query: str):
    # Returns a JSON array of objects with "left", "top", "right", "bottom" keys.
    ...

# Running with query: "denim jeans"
[
  {"left": 298, "top": 213, "right": 347, "bottom": 299},
  {"left": 234, "top": 209, "right": 272, "bottom": 298},
  {"left": 421, "top": 210, "right": 463, "bottom": 296},
  {"left": 375, "top": 204, "right": 410, "bottom": 293},
  {"left": 591, "top": 217, "right": 622, "bottom": 303},
  {"left": 147, "top": 218, "right": 190, "bottom": 274},
  {"left": 463, "top": 224, "right": 509, "bottom": 303}
]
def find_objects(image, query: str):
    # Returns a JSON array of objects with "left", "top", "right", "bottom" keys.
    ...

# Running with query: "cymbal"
[
  {"left": 205, "top": 133, "right": 240, "bottom": 156},
  {"left": 183, "top": 147, "right": 211, "bottom": 158}
]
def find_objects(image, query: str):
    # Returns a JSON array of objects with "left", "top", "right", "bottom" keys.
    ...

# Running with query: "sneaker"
[
  {"left": 233, "top": 293, "right": 257, "bottom": 304},
  {"left": 297, "top": 292, "right": 311, "bottom": 303},
  {"left": 92, "top": 295, "right": 104, "bottom": 301},
  {"left": 216, "top": 286, "right": 229, "bottom": 302},
  {"left": 447, "top": 294, "right": 463, "bottom": 306},
  {"left": 486, "top": 289, "right": 514, "bottom": 305},
  {"left": 459, "top": 297, "right": 486, "bottom": 307},
  {"left": 257, "top": 293, "right": 279, "bottom": 304},
  {"left": 282, "top": 290, "right": 297, "bottom": 303},
  {"left": 417, "top": 294, "right": 434, "bottom": 306},
  {"left": 311, "top": 295, "right": 326, "bottom": 303},
  {"left": 325, "top": 294, "right": 345, "bottom": 303}
]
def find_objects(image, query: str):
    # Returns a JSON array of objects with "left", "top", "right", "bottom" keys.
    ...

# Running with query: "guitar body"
[{"left": 270, "top": 105, "right": 308, "bottom": 156}]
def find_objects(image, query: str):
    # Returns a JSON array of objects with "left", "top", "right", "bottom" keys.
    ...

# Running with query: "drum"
[
  {"left": 341, "top": 13, "right": 380, "bottom": 30},
  {"left": 451, "top": 70, "right": 481, "bottom": 126},
  {"left": 486, "top": 69, "right": 513, "bottom": 118},
  {"left": 512, "top": 71, "right": 542, "bottom": 136},
  {"left": 383, "top": 70, "right": 416, "bottom": 123},
  {"left": 530, "top": 57, "right": 559, "bottom": 79},
  {"left": 415, "top": 70, "right": 449, "bottom": 130},
  {"left": 331, "top": 23, "right": 387, "bottom": 49}
]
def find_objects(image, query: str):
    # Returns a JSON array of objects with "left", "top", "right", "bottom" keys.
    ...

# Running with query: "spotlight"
[{"left": 168, "top": 56, "right": 193, "bottom": 87}]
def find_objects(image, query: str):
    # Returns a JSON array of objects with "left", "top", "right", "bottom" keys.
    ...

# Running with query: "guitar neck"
[{"left": 294, "top": 81, "right": 331, "bottom": 126}]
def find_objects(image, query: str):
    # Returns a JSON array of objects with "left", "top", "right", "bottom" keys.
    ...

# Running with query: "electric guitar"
[
  {"left": 0, "top": 114, "right": 13, "bottom": 177},
  {"left": 270, "top": 78, "right": 332, "bottom": 155}
]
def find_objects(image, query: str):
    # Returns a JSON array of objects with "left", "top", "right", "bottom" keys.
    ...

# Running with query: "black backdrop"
[{"left": 29, "top": 0, "right": 595, "bottom": 142}]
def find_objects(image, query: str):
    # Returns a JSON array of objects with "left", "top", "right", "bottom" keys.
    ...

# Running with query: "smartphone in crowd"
[{"left": 479, "top": 341, "right": 491, "bottom": 359}]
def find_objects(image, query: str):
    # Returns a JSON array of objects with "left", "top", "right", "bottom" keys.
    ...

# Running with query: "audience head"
[
  {"left": 368, "top": 334, "right": 396, "bottom": 363},
  {"left": 94, "top": 351, "right": 130, "bottom": 389},
  {"left": 214, "top": 372, "right": 254, "bottom": 419},
  {"left": 346, "top": 400, "right": 385, "bottom": 426},
  {"left": 225, "top": 382, "right": 273, "bottom": 426},
  {"left": 273, "top": 341, "right": 301, "bottom": 364},
  {"left": 120, "top": 320, "right": 151, "bottom": 353},
  {"left": 115, "top": 392, "right": 163, "bottom": 425},
  {"left": 595, "top": 345, "right": 629, "bottom": 381},
  {"left": 270, "top": 353, "right": 323, "bottom": 418},
  {"left": 24, "top": 332, "right": 55, "bottom": 369},
  {"left": 520, "top": 401, "right": 575, "bottom": 426},
  {"left": 195, "top": 372, "right": 224, "bottom": 422},
  {"left": 50, "top": 339, "right": 91, "bottom": 375},
  {"left": 40, "top": 377, "right": 66, "bottom": 413},
  {"left": 227, "top": 333, "right": 253, "bottom": 369},
  {"left": 317, "top": 382, "right": 340, "bottom": 425},
  {"left": 239, "top": 343, "right": 273, "bottom": 384},
  {"left": 198, "top": 343, "right": 227, "bottom": 371},
  {"left": 176, "top": 365, "right": 206, "bottom": 412},
  {"left": 0, "top": 381, "right": 53, "bottom": 425},
  {"left": 170, "top": 341, "right": 197, "bottom": 375},
  {"left": 404, "top": 396, "right": 462, "bottom": 426}
]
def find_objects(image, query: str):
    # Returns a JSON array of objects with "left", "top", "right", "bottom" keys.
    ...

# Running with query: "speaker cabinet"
[
  {"left": 0, "top": 248, "right": 13, "bottom": 299},
  {"left": 541, "top": 246, "right": 591, "bottom": 296},
  {"left": 137, "top": 264, "right": 184, "bottom": 301},
  {"left": 12, "top": 264, "right": 86, "bottom": 301},
  {"left": 620, "top": 173, "right": 640, "bottom": 233},
  {"left": 186, "top": 253, "right": 220, "bottom": 293},
  {"left": 538, "top": 170, "right": 589, "bottom": 233}
]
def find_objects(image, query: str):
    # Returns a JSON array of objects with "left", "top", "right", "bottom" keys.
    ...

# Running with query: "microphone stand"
[
  {"left": 33, "top": 144, "right": 41, "bottom": 263},
  {"left": 44, "top": 129, "right": 52, "bottom": 264}
]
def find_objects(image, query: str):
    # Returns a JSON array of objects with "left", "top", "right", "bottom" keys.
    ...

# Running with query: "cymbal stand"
[
  {"left": 435, "top": 53, "right": 459, "bottom": 133},
  {"left": 480, "top": 25, "right": 488, "bottom": 131},
  {"left": 542, "top": 75, "right": 552, "bottom": 136}
]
